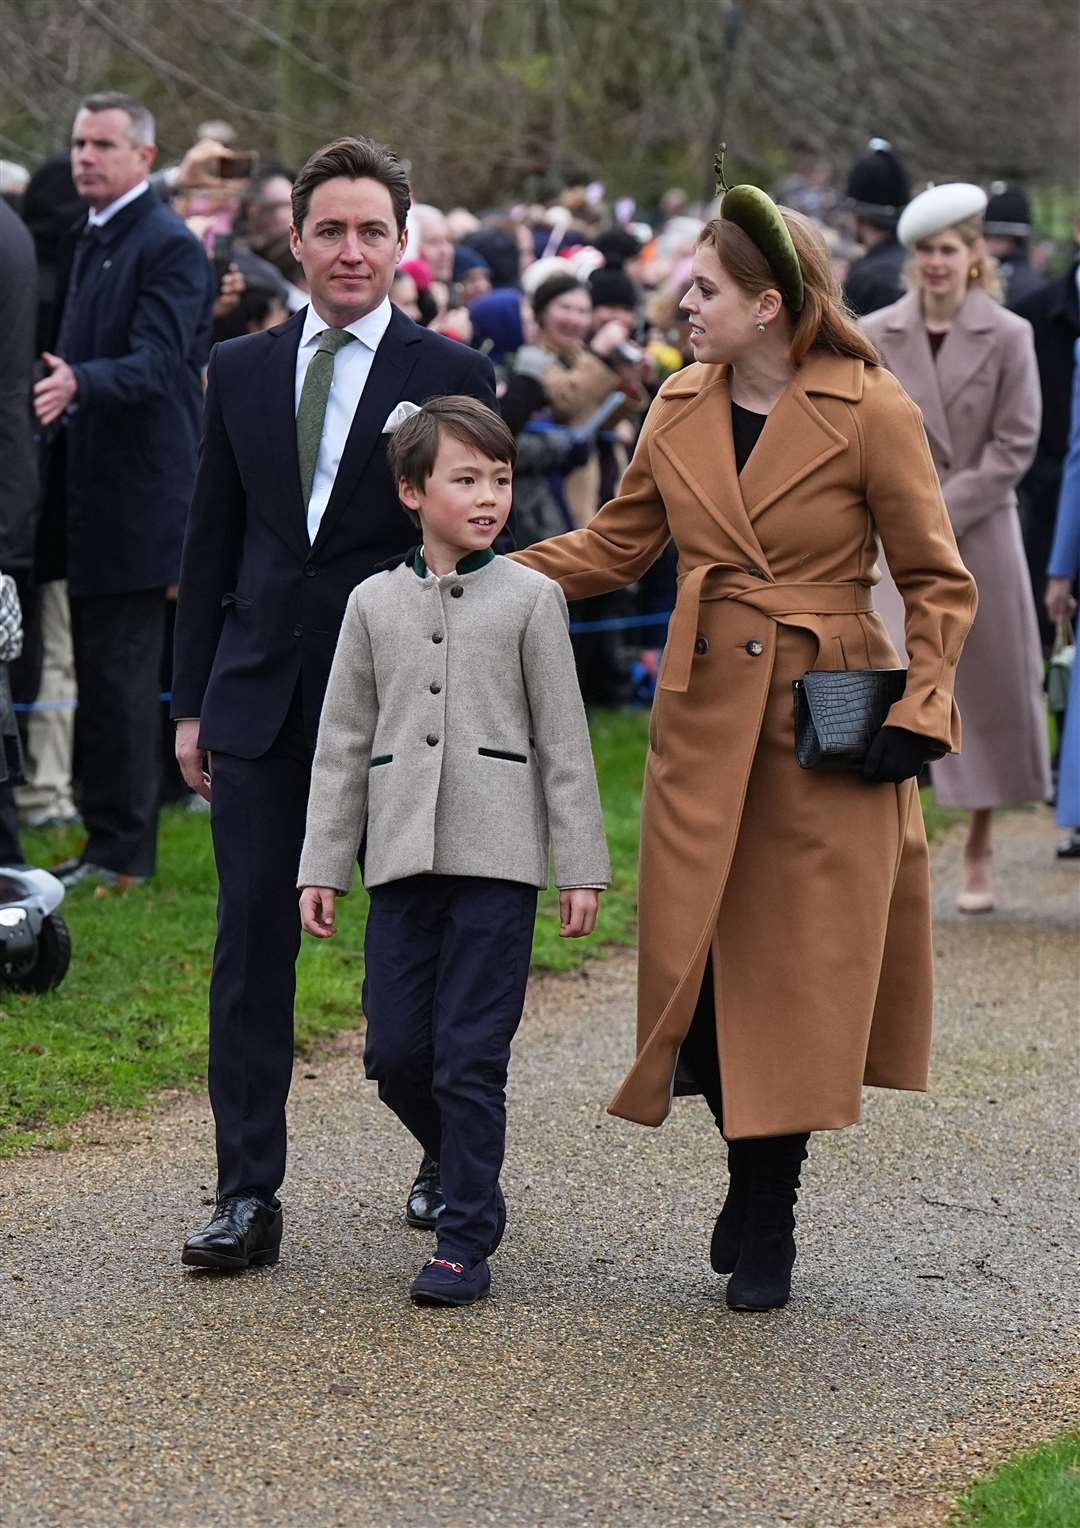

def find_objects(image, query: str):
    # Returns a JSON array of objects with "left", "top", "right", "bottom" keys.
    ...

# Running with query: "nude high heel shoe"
[{"left": 957, "top": 850, "right": 994, "bottom": 913}]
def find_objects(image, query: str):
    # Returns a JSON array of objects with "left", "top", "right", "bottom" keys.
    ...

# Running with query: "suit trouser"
[
  {"left": 15, "top": 580, "right": 77, "bottom": 822},
  {"left": 70, "top": 589, "right": 165, "bottom": 876},
  {"left": 207, "top": 692, "right": 312, "bottom": 1201},
  {"left": 363, "top": 874, "right": 537, "bottom": 1264}
]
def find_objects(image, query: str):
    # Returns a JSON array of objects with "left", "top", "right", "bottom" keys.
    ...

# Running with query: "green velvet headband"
[{"left": 713, "top": 146, "right": 805, "bottom": 314}]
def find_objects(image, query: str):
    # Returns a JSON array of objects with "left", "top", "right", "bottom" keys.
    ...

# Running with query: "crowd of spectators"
[{"left": 0, "top": 104, "right": 1076, "bottom": 880}]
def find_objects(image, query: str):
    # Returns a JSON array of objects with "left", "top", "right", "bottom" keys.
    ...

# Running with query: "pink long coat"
[{"left": 863, "top": 290, "right": 1049, "bottom": 809}]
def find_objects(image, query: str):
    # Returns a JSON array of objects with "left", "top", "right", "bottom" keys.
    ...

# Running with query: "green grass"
[
  {"left": 952, "top": 1435, "right": 1080, "bottom": 1526},
  {"left": 0, "top": 711, "right": 958, "bottom": 1155},
  {"left": 0, "top": 711, "right": 649, "bottom": 1155}
]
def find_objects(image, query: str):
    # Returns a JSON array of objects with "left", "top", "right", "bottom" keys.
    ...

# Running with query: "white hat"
[{"left": 897, "top": 183, "right": 988, "bottom": 248}]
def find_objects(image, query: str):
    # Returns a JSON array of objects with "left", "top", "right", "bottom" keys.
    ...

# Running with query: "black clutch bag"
[{"left": 792, "top": 669, "right": 908, "bottom": 770}]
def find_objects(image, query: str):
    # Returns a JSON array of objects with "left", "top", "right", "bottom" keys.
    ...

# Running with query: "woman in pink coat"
[{"left": 864, "top": 184, "right": 1048, "bottom": 912}]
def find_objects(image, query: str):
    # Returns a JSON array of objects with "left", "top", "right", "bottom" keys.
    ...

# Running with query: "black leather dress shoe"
[
  {"left": 405, "top": 1154, "right": 445, "bottom": 1230},
  {"left": 181, "top": 1195, "right": 282, "bottom": 1269}
]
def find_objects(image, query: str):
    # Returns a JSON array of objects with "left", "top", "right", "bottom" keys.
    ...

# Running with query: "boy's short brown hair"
[{"left": 387, "top": 396, "right": 516, "bottom": 521}]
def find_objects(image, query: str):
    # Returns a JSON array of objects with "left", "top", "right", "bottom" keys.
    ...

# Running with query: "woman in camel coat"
[
  {"left": 863, "top": 184, "right": 1047, "bottom": 912},
  {"left": 511, "top": 198, "right": 976, "bottom": 1312}
]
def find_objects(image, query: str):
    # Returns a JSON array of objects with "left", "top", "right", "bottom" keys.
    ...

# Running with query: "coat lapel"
[
  {"left": 263, "top": 308, "right": 309, "bottom": 559},
  {"left": 878, "top": 292, "right": 953, "bottom": 458},
  {"left": 311, "top": 306, "right": 423, "bottom": 554},
  {"left": 652, "top": 370, "right": 769, "bottom": 571},
  {"left": 935, "top": 288, "right": 997, "bottom": 408},
  {"left": 738, "top": 355, "right": 853, "bottom": 523}
]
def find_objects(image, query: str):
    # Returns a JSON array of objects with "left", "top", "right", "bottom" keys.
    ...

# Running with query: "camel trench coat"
[
  {"left": 511, "top": 351, "right": 977, "bottom": 1137},
  {"left": 863, "top": 290, "right": 1049, "bottom": 809}
]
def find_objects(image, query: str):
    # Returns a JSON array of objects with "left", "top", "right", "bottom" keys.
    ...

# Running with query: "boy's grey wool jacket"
[{"left": 298, "top": 551, "right": 611, "bottom": 894}]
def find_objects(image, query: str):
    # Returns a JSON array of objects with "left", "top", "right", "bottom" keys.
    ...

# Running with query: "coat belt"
[{"left": 661, "top": 562, "right": 875, "bottom": 692}]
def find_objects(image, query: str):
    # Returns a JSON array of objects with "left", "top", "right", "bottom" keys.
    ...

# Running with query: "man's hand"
[
  {"left": 1046, "top": 575, "right": 1077, "bottom": 627},
  {"left": 300, "top": 886, "right": 337, "bottom": 938},
  {"left": 213, "top": 263, "right": 246, "bottom": 321},
  {"left": 33, "top": 353, "right": 78, "bottom": 426},
  {"left": 175, "top": 718, "right": 211, "bottom": 801},
  {"left": 559, "top": 888, "right": 600, "bottom": 938},
  {"left": 590, "top": 319, "right": 632, "bottom": 359}
]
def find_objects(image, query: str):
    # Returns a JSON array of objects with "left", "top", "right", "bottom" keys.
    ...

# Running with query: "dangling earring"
[
  {"left": 755, "top": 319, "right": 767, "bottom": 335},
  {"left": 969, "top": 263, "right": 981, "bottom": 282}
]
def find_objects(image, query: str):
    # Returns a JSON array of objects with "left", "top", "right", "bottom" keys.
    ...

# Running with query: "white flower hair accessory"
[{"left": 381, "top": 400, "right": 423, "bottom": 434}]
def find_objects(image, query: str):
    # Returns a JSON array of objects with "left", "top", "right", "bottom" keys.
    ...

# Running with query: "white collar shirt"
[
  {"left": 295, "top": 297, "right": 394, "bottom": 543},
  {"left": 87, "top": 179, "right": 151, "bottom": 228}
]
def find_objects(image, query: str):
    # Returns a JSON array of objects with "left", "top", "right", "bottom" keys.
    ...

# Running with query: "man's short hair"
[
  {"left": 291, "top": 136, "right": 410, "bottom": 237},
  {"left": 387, "top": 396, "right": 516, "bottom": 520},
  {"left": 77, "top": 93, "right": 155, "bottom": 148}
]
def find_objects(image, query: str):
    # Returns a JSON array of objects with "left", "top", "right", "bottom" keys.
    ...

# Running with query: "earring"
[
  {"left": 969, "top": 263, "right": 981, "bottom": 281},
  {"left": 755, "top": 319, "right": 766, "bottom": 335}
]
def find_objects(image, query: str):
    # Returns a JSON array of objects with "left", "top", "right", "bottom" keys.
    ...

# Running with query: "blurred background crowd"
[{"left": 0, "top": 87, "right": 1077, "bottom": 890}]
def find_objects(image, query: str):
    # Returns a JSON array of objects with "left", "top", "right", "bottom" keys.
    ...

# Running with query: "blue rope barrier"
[{"left": 13, "top": 615, "right": 674, "bottom": 711}]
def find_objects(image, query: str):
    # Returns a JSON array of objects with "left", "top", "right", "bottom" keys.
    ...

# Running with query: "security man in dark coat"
[
  {"left": 984, "top": 184, "right": 1046, "bottom": 309},
  {"left": 842, "top": 138, "right": 911, "bottom": 317},
  {"left": 1013, "top": 228, "right": 1080, "bottom": 648},
  {"left": 32, "top": 92, "right": 214, "bottom": 886}
]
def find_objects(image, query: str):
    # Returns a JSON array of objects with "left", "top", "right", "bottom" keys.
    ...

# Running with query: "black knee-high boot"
[
  {"left": 709, "top": 1138, "right": 753, "bottom": 1274},
  {"left": 725, "top": 1132, "right": 810, "bottom": 1311}
]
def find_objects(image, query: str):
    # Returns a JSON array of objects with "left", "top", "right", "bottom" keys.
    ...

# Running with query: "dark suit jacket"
[
  {"left": 44, "top": 187, "right": 214, "bottom": 596},
  {"left": 0, "top": 201, "right": 39, "bottom": 571},
  {"left": 171, "top": 303, "right": 497, "bottom": 756},
  {"left": 1013, "top": 258, "right": 1080, "bottom": 519},
  {"left": 844, "top": 237, "right": 906, "bottom": 318}
]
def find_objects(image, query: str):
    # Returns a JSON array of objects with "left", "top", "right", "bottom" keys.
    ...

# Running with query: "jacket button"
[
  {"left": 293, "top": 624, "right": 303, "bottom": 638},
  {"left": 745, "top": 639, "right": 764, "bottom": 656},
  {"left": 432, "top": 632, "right": 443, "bottom": 644},
  {"left": 450, "top": 585, "right": 464, "bottom": 598},
  {"left": 746, "top": 566, "right": 766, "bottom": 579},
  {"left": 430, "top": 681, "right": 442, "bottom": 694},
  {"left": 694, "top": 636, "right": 709, "bottom": 654},
  {"left": 304, "top": 564, "right": 316, "bottom": 577},
  {"left": 426, "top": 733, "right": 439, "bottom": 746}
]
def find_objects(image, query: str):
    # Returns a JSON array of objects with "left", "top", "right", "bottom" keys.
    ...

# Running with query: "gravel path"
[{"left": 1, "top": 809, "right": 1077, "bottom": 1527}]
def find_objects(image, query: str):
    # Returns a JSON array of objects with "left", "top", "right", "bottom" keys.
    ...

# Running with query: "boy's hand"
[
  {"left": 559, "top": 888, "right": 600, "bottom": 938},
  {"left": 300, "top": 886, "right": 337, "bottom": 937}
]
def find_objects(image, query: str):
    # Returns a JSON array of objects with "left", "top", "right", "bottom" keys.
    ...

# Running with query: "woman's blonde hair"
[
  {"left": 903, "top": 215, "right": 1004, "bottom": 302},
  {"left": 698, "top": 207, "right": 879, "bottom": 367}
]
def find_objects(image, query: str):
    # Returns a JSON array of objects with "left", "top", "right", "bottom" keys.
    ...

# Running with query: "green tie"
[{"left": 296, "top": 328, "right": 357, "bottom": 506}]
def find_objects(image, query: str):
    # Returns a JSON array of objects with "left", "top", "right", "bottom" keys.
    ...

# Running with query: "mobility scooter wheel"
[{"left": 7, "top": 912, "right": 72, "bottom": 992}]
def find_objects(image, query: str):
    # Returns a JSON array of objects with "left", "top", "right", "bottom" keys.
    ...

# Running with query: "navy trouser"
[
  {"left": 207, "top": 686, "right": 313, "bottom": 1201},
  {"left": 363, "top": 874, "right": 537, "bottom": 1264}
]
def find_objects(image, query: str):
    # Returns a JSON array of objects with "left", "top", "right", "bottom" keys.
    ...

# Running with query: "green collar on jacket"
[{"left": 413, "top": 546, "right": 496, "bottom": 579}]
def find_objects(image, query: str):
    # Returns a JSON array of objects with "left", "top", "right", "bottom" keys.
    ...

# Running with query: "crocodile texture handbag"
[{"left": 793, "top": 668, "right": 908, "bottom": 770}]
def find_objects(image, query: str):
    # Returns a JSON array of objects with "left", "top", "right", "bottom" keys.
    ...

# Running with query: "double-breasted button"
[
  {"left": 293, "top": 624, "right": 303, "bottom": 638},
  {"left": 745, "top": 639, "right": 764, "bottom": 656},
  {"left": 432, "top": 631, "right": 444, "bottom": 644},
  {"left": 430, "top": 681, "right": 442, "bottom": 694},
  {"left": 450, "top": 585, "right": 464, "bottom": 598},
  {"left": 694, "top": 636, "right": 710, "bottom": 655},
  {"left": 426, "top": 733, "right": 439, "bottom": 747}
]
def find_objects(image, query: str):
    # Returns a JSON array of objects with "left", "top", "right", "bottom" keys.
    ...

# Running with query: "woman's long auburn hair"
[{"left": 698, "top": 207, "right": 879, "bottom": 368}]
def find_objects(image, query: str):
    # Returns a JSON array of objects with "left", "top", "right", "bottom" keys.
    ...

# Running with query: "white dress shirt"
[
  {"left": 87, "top": 178, "right": 151, "bottom": 228},
  {"left": 295, "top": 298, "right": 393, "bottom": 543}
]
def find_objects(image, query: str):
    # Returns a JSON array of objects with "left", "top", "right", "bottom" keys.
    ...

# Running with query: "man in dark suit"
[
  {"left": 172, "top": 136, "right": 496, "bottom": 1269},
  {"left": 1013, "top": 233, "right": 1080, "bottom": 650},
  {"left": 33, "top": 93, "right": 214, "bottom": 885}
]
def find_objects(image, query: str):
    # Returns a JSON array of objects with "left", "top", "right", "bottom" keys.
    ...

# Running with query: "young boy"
[{"left": 298, "top": 396, "right": 610, "bottom": 1307}]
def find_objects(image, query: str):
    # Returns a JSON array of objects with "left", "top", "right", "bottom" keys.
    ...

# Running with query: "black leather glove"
[{"left": 861, "top": 725, "right": 946, "bottom": 784}]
